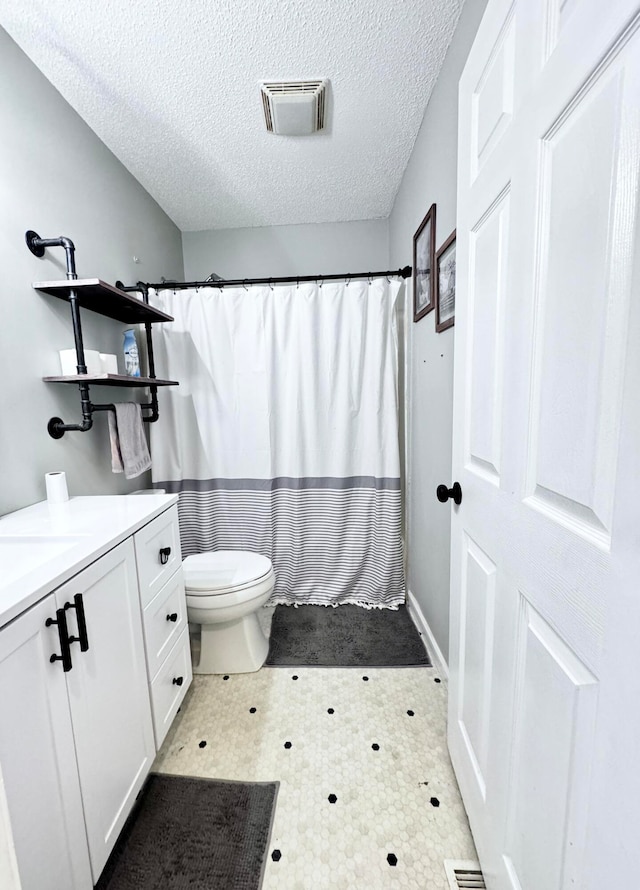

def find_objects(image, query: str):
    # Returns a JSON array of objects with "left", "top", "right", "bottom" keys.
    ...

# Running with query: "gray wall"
[
  {"left": 0, "top": 28, "right": 184, "bottom": 517},
  {"left": 182, "top": 219, "right": 389, "bottom": 280},
  {"left": 389, "top": 0, "right": 488, "bottom": 664}
]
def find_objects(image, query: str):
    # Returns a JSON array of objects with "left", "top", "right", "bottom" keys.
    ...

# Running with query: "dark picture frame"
[
  {"left": 412, "top": 203, "right": 436, "bottom": 322},
  {"left": 436, "top": 229, "right": 456, "bottom": 333}
]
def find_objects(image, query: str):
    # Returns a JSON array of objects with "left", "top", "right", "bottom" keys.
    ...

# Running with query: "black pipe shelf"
[
  {"left": 44, "top": 374, "right": 178, "bottom": 387},
  {"left": 26, "top": 229, "right": 177, "bottom": 439},
  {"left": 33, "top": 279, "right": 174, "bottom": 324}
]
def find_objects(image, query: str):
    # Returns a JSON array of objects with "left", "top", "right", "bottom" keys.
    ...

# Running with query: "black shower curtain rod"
[{"left": 116, "top": 265, "right": 412, "bottom": 294}]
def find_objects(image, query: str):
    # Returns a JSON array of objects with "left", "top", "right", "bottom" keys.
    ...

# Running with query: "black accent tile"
[
  {"left": 371, "top": 743, "right": 380, "bottom": 751},
  {"left": 249, "top": 707, "right": 257, "bottom": 713},
  {"left": 434, "top": 678, "right": 441, "bottom": 684},
  {"left": 198, "top": 740, "right": 207, "bottom": 748},
  {"left": 284, "top": 741, "right": 292, "bottom": 749},
  {"left": 292, "top": 675, "right": 299, "bottom": 680},
  {"left": 271, "top": 849, "right": 282, "bottom": 862},
  {"left": 327, "top": 708, "right": 334, "bottom": 714},
  {"left": 430, "top": 797, "right": 440, "bottom": 807},
  {"left": 407, "top": 710, "right": 415, "bottom": 716},
  {"left": 328, "top": 794, "right": 338, "bottom": 804},
  {"left": 362, "top": 676, "right": 369, "bottom": 681},
  {"left": 387, "top": 853, "right": 398, "bottom": 867},
  {"left": 223, "top": 675, "right": 229, "bottom": 681}
]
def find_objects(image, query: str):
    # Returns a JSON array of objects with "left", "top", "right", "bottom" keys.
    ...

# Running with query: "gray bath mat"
[
  {"left": 265, "top": 604, "right": 431, "bottom": 667},
  {"left": 96, "top": 774, "right": 278, "bottom": 890}
]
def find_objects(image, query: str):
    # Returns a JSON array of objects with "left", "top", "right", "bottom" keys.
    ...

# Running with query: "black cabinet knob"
[
  {"left": 159, "top": 547, "right": 171, "bottom": 565},
  {"left": 172, "top": 676, "right": 184, "bottom": 686},
  {"left": 436, "top": 482, "right": 462, "bottom": 505},
  {"left": 166, "top": 612, "right": 178, "bottom": 622}
]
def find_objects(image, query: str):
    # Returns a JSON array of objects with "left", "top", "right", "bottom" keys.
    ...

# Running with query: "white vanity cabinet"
[
  {"left": 0, "top": 498, "right": 191, "bottom": 890},
  {"left": 0, "top": 593, "right": 92, "bottom": 890}
]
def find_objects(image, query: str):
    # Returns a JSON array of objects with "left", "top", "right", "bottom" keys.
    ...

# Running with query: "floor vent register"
[{"left": 444, "top": 860, "right": 486, "bottom": 889}]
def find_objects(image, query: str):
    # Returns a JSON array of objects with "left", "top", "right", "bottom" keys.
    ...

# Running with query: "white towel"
[{"left": 108, "top": 403, "right": 152, "bottom": 479}]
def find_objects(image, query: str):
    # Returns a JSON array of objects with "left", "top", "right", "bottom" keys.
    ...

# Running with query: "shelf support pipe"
[
  {"left": 138, "top": 283, "right": 159, "bottom": 423},
  {"left": 114, "top": 280, "right": 160, "bottom": 424},
  {"left": 26, "top": 230, "right": 94, "bottom": 437}
]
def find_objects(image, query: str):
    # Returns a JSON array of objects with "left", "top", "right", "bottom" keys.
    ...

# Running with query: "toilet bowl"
[{"left": 183, "top": 550, "right": 275, "bottom": 675}]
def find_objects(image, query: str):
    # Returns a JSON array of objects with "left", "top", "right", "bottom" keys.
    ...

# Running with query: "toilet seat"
[{"left": 183, "top": 550, "right": 273, "bottom": 596}]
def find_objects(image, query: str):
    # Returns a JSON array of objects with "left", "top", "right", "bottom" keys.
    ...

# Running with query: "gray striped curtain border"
[
  {"left": 159, "top": 478, "right": 405, "bottom": 609},
  {"left": 157, "top": 477, "right": 401, "bottom": 493}
]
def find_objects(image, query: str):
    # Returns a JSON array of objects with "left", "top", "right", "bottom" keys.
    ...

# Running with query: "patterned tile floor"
[{"left": 154, "top": 613, "right": 477, "bottom": 889}]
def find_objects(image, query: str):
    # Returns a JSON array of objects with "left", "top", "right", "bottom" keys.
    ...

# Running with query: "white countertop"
[{"left": 0, "top": 495, "right": 178, "bottom": 629}]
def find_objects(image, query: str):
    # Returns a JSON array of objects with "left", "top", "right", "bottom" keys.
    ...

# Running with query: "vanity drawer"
[
  {"left": 134, "top": 505, "right": 182, "bottom": 608},
  {"left": 143, "top": 568, "right": 187, "bottom": 680},
  {"left": 150, "top": 628, "right": 192, "bottom": 749}
]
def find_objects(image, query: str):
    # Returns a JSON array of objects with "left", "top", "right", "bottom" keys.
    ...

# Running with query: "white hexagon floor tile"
[{"left": 154, "top": 665, "right": 477, "bottom": 889}]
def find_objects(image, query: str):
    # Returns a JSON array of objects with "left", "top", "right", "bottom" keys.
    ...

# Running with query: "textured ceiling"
[{"left": 0, "top": 0, "right": 463, "bottom": 231}]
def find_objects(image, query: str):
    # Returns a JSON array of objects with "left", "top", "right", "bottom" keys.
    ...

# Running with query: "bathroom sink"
[{"left": 0, "top": 536, "right": 85, "bottom": 586}]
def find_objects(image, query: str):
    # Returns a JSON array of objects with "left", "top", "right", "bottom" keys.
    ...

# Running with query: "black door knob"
[
  {"left": 436, "top": 482, "right": 462, "bottom": 505},
  {"left": 166, "top": 612, "right": 178, "bottom": 622},
  {"left": 172, "top": 676, "right": 184, "bottom": 686}
]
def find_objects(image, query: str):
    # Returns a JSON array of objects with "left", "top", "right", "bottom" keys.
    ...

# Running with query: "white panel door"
[
  {"left": 449, "top": 1, "right": 640, "bottom": 887},
  {"left": 56, "top": 539, "right": 155, "bottom": 881},
  {"left": 0, "top": 595, "right": 91, "bottom": 890}
]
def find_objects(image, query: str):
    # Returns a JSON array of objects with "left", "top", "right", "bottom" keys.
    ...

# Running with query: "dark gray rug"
[
  {"left": 95, "top": 774, "right": 278, "bottom": 890},
  {"left": 265, "top": 604, "right": 431, "bottom": 667}
]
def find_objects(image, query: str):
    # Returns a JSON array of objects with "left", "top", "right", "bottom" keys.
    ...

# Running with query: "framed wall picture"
[
  {"left": 412, "top": 203, "right": 436, "bottom": 322},
  {"left": 436, "top": 229, "right": 456, "bottom": 332}
]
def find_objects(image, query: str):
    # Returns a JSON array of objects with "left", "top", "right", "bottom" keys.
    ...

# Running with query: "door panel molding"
[
  {"left": 471, "top": 5, "right": 516, "bottom": 182},
  {"left": 465, "top": 184, "right": 511, "bottom": 486},
  {"left": 457, "top": 535, "right": 497, "bottom": 799},
  {"left": 524, "top": 53, "right": 638, "bottom": 549},
  {"left": 504, "top": 594, "right": 598, "bottom": 890}
]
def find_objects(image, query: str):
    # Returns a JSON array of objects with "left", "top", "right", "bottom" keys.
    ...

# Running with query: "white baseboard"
[{"left": 406, "top": 589, "right": 449, "bottom": 679}]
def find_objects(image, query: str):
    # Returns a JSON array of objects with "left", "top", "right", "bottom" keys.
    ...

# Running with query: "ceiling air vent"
[
  {"left": 260, "top": 80, "right": 327, "bottom": 136},
  {"left": 444, "top": 860, "right": 486, "bottom": 889}
]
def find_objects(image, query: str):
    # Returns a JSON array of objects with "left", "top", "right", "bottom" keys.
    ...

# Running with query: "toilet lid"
[{"left": 183, "top": 550, "right": 273, "bottom": 594}]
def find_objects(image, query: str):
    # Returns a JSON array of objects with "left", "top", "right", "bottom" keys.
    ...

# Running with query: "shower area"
[{"left": 136, "top": 266, "right": 411, "bottom": 611}]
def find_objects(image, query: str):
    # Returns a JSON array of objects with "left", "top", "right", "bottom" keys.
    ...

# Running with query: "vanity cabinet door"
[
  {"left": 0, "top": 594, "right": 92, "bottom": 890},
  {"left": 55, "top": 538, "right": 155, "bottom": 881}
]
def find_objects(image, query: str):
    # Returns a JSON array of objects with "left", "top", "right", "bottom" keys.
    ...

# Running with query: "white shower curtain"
[{"left": 150, "top": 279, "right": 405, "bottom": 608}]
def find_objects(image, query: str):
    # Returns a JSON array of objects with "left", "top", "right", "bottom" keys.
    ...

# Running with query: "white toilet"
[{"left": 183, "top": 550, "right": 275, "bottom": 674}]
